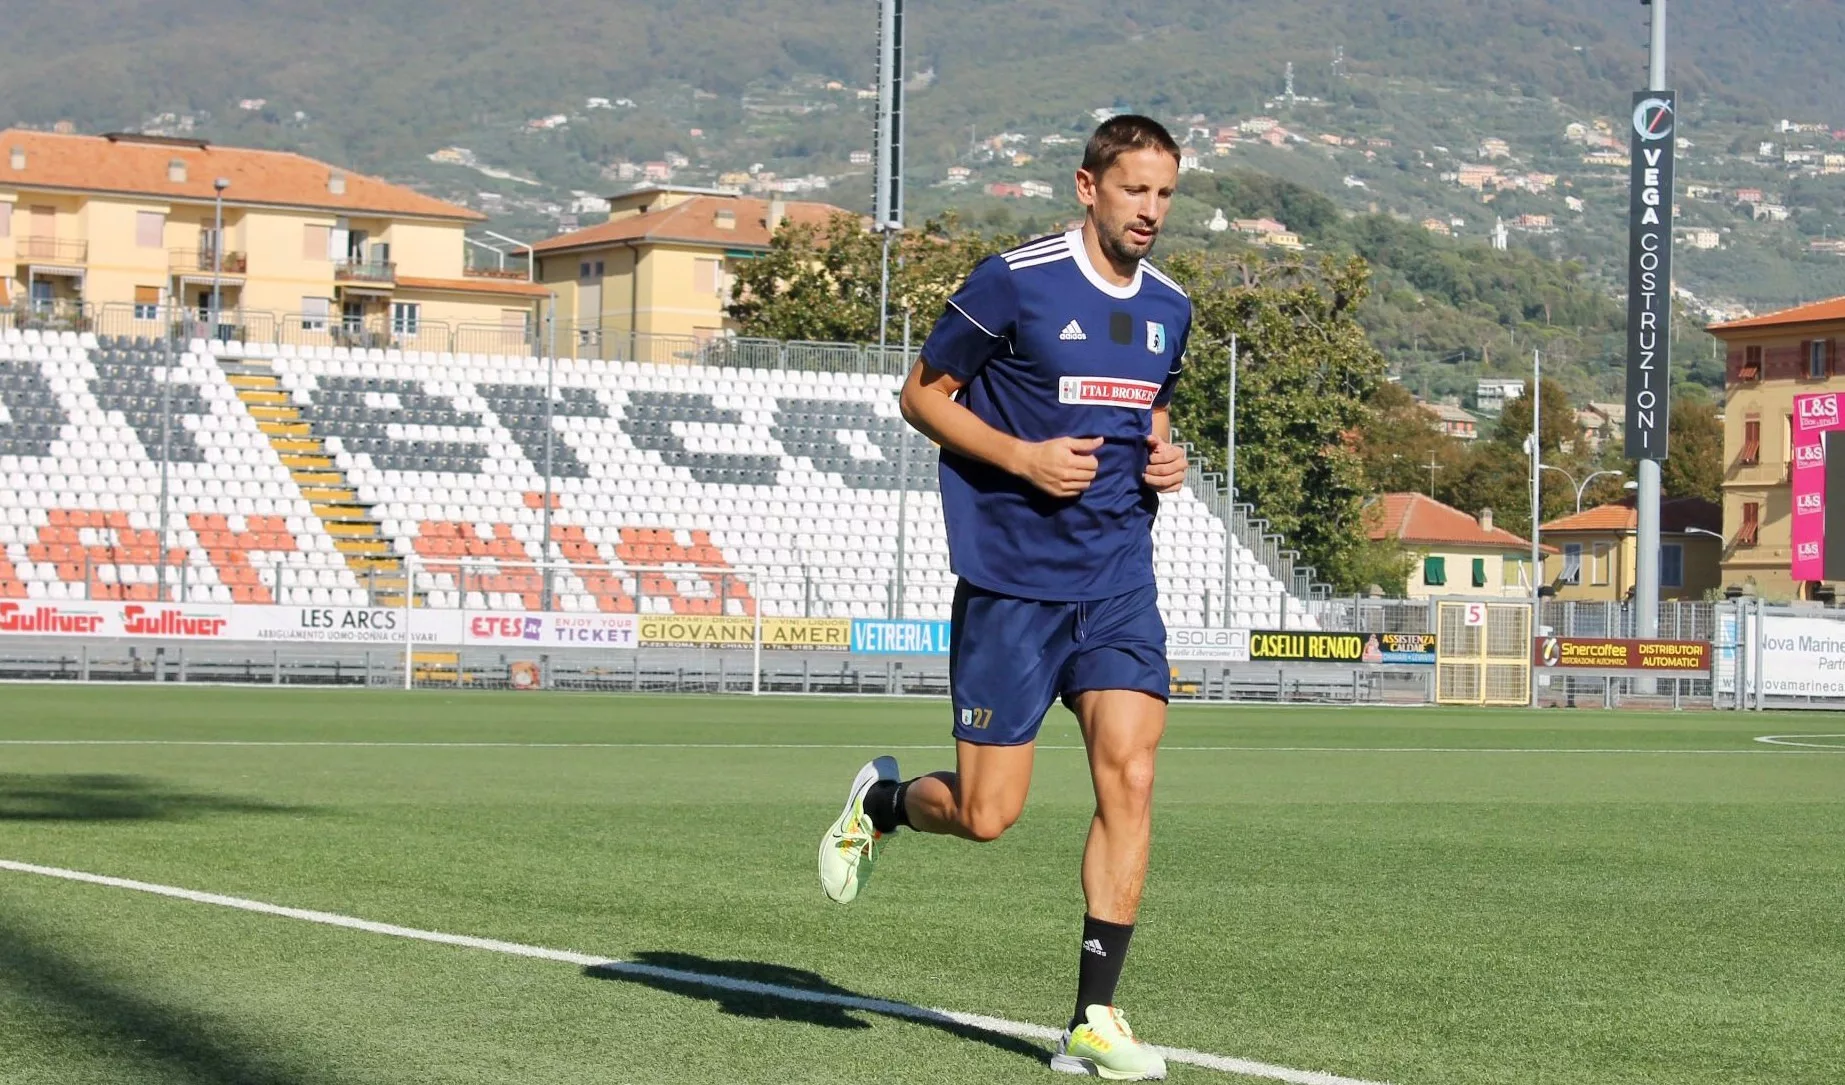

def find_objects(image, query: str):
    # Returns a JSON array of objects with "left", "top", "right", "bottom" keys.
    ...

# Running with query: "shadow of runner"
[
  {"left": 0, "top": 912, "right": 336, "bottom": 1085},
  {"left": 0, "top": 774, "right": 304, "bottom": 822},
  {"left": 585, "top": 950, "right": 1051, "bottom": 1067}
]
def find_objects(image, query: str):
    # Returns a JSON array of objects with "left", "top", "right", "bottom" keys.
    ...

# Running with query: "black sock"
[
  {"left": 1073, "top": 915, "right": 1134, "bottom": 1029},
  {"left": 863, "top": 778, "right": 912, "bottom": 834}
]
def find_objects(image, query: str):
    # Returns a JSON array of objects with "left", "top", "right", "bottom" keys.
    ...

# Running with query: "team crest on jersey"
[{"left": 1146, "top": 321, "right": 1167, "bottom": 354}]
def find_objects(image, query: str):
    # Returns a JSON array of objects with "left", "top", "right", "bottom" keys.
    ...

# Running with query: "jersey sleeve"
[
  {"left": 920, "top": 256, "right": 1018, "bottom": 382},
  {"left": 1153, "top": 307, "right": 1191, "bottom": 408}
]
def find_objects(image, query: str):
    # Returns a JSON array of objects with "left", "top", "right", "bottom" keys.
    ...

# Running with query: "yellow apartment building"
[
  {"left": 0, "top": 129, "right": 547, "bottom": 345},
  {"left": 1538, "top": 497, "right": 1723, "bottom": 602},
  {"left": 1708, "top": 298, "right": 1845, "bottom": 599},
  {"left": 1366, "top": 493, "right": 1549, "bottom": 599},
  {"left": 530, "top": 186, "right": 855, "bottom": 347}
]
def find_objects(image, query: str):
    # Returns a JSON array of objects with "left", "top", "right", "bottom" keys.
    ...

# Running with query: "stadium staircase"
[{"left": 216, "top": 355, "right": 417, "bottom": 605}]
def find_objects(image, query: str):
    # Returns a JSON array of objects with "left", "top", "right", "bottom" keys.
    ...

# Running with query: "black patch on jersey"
[{"left": 1109, "top": 311, "right": 1133, "bottom": 344}]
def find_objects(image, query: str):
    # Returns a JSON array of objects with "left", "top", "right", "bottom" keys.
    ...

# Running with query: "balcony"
[
  {"left": 170, "top": 248, "right": 249, "bottom": 276},
  {"left": 333, "top": 258, "right": 397, "bottom": 284},
  {"left": 16, "top": 236, "right": 88, "bottom": 263}
]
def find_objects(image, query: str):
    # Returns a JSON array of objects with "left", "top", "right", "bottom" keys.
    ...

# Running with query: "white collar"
[{"left": 1065, "top": 227, "right": 1143, "bottom": 299}]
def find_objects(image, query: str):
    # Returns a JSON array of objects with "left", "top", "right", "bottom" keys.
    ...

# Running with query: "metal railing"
[
  {"left": 170, "top": 248, "right": 249, "bottom": 274},
  {"left": 333, "top": 259, "right": 396, "bottom": 283},
  {"left": 16, "top": 236, "right": 88, "bottom": 262}
]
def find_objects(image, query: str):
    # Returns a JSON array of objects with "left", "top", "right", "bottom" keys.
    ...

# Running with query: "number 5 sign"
[{"left": 1462, "top": 602, "right": 1489, "bottom": 627}]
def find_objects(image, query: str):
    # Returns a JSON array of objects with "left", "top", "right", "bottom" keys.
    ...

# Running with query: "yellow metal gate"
[{"left": 1435, "top": 600, "right": 1533, "bottom": 706}]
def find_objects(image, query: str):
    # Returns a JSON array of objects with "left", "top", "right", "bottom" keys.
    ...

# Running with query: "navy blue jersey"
[{"left": 920, "top": 229, "right": 1192, "bottom": 601}]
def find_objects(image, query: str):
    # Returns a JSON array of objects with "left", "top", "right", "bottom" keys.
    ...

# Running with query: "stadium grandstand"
[{"left": 0, "top": 323, "right": 1321, "bottom": 629}]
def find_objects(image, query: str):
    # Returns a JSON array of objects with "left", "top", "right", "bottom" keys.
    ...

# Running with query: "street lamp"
[
  {"left": 210, "top": 177, "right": 230, "bottom": 340},
  {"left": 1685, "top": 527, "right": 1723, "bottom": 541},
  {"left": 1538, "top": 465, "right": 1631, "bottom": 514}
]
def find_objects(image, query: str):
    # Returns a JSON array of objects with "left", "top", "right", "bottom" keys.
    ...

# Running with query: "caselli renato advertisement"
[{"left": 1791, "top": 392, "right": 1843, "bottom": 580}]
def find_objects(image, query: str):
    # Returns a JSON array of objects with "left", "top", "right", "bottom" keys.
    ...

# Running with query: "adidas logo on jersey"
[
  {"left": 1059, "top": 320, "right": 1087, "bottom": 341},
  {"left": 1082, "top": 938, "right": 1107, "bottom": 957}
]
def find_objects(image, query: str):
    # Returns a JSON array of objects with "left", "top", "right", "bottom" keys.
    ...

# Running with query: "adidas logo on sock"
[
  {"left": 1082, "top": 938, "right": 1107, "bottom": 957},
  {"left": 1059, "top": 319, "right": 1087, "bottom": 341}
]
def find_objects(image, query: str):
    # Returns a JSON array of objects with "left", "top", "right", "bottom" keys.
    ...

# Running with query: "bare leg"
[
  {"left": 901, "top": 739, "right": 1035, "bottom": 842},
  {"left": 1070, "top": 690, "right": 1166, "bottom": 924}
]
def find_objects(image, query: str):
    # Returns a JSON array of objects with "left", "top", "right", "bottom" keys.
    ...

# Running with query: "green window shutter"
[
  {"left": 1472, "top": 558, "right": 1487, "bottom": 587},
  {"left": 1423, "top": 556, "right": 1447, "bottom": 586}
]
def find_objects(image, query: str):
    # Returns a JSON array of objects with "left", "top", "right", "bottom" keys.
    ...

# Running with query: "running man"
[{"left": 818, "top": 115, "right": 1191, "bottom": 1081}]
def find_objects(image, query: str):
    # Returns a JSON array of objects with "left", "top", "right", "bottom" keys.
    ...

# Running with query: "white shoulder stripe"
[
  {"left": 1002, "top": 235, "right": 1068, "bottom": 262},
  {"left": 1143, "top": 263, "right": 1188, "bottom": 296},
  {"left": 946, "top": 298, "right": 1002, "bottom": 339},
  {"left": 1006, "top": 250, "right": 1075, "bottom": 272}
]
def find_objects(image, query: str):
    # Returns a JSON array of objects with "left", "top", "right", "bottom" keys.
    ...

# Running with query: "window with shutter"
[
  {"left": 133, "top": 285, "right": 160, "bottom": 320},
  {"left": 1562, "top": 544, "right": 1583, "bottom": 584},
  {"left": 1738, "top": 503, "right": 1760, "bottom": 546},
  {"left": 135, "top": 211, "right": 165, "bottom": 248},
  {"left": 1471, "top": 557, "right": 1487, "bottom": 587},
  {"left": 1422, "top": 556, "right": 1446, "bottom": 586},
  {"left": 1738, "top": 345, "right": 1762, "bottom": 381},
  {"left": 1810, "top": 340, "right": 1829, "bottom": 379},
  {"left": 303, "top": 224, "right": 331, "bottom": 261},
  {"left": 1740, "top": 419, "right": 1761, "bottom": 465}
]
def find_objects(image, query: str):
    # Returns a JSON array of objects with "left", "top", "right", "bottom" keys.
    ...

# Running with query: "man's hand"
[
  {"left": 1015, "top": 436, "right": 1104, "bottom": 498},
  {"left": 1143, "top": 435, "right": 1188, "bottom": 493}
]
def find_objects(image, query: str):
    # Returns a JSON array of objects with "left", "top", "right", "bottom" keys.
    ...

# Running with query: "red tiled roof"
[
  {"left": 396, "top": 275, "right": 551, "bottom": 299},
  {"left": 1541, "top": 496, "right": 1720, "bottom": 535},
  {"left": 531, "top": 195, "right": 857, "bottom": 254},
  {"left": 0, "top": 129, "right": 482, "bottom": 222},
  {"left": 1709, "top": 295, "right": 1845, "bottom": 334},
  {"left": 1367, "top": 492, "right": 1548, "bottom": 551}
]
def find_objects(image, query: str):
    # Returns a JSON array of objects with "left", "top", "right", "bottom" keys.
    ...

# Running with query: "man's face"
[{"left": 1077, "top": 147, "right": 1179, "bottom": 266}]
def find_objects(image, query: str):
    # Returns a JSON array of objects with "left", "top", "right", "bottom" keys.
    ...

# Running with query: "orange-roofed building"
[
  {"left": 1366, "top": 492, "right": 1549, "bottom": 599},
  {"left": 1708, "top": 296, "right": 1845, "bottom": 598},
  {"left": 0, "top": 129, "right": 545, "bottom": 344},
  {"left": 1539, "top": 497, "right": 1722, "bottom": 603},
  {"left": 530, "top": 186, "right": 859, "bottom": 347}
]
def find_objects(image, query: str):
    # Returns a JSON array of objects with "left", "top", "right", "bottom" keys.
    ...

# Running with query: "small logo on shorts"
[{"left": 960, "top": 707, "right": 993, "bottom": 729}]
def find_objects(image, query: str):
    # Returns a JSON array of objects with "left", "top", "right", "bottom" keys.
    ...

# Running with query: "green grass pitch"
[{"left": 0, "top": 686, "right": 1840, "bottom": 1084}]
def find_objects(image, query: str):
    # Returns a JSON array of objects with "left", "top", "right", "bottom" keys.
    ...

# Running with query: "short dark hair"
[{"left": 1081, "top": 114, "right": 1181, "bottom": 176}]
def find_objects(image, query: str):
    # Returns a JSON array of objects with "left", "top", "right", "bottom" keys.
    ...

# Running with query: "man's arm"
[
  {"left": 1143, "top": 406, "right": 1188, "bottom": 493},
  {"left": 900, "top": 359, "right": 1103, "bottom": 499}
]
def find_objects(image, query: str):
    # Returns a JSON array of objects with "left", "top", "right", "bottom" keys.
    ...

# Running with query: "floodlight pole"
[
  {"left": 1635, "top": 0, "right": 1668, "bottom": 637},
  {"left": 542, "top": 291, "right": 557, "bottom": 610},
  {"left": 1530, "top": 349, "right": 1542, "bottom": 602},
  {"left": 1224, "top": 333, "right": 1238, "bottom": 627}
]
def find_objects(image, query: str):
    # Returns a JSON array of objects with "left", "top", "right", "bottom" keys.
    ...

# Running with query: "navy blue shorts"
[{"left": 950, "top": 579, "right": 1169, "bottom": 747}]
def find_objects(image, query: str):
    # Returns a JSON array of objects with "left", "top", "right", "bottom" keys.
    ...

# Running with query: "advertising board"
[
  {"left": 228, "top": 606, "right": 463, "bottom": 645},
  {"left": 465, "top": 612, "right": 638, "bottom": 649},
  {"left": 0, "top": 601, "right": 232, "bottom": 639},
  {"left": 850, "top": 619, "right": 952, "bottom": 655},
  {"left": 1755, "top": 615, "right": 1845, "bottom": 697},
  {"left": 1531, "top": 637, "right": 1710, "bottom": 673},
  {"left": 638, "top": 616, "right": 850, "bottom": 650},
  {"left": 1165, "top": 627, "right": 1250, "bottom": 662},
  {"left": 1247, "top": 630, "right": 1435, "bottom": 665}
]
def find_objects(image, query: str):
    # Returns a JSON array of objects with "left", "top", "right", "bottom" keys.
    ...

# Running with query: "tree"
[
  {"left": 727, "top": 213, "right": 1016, "bottom": 343},
  {"left": 1659, "top": 398, "right": 1724, "bottom": 503},
  {"left": 1164, "top": 252, "right": 1391, "bottom": 592},
  {"left": 1353, "top": 381, "right": 1466, "bottom": 497}
]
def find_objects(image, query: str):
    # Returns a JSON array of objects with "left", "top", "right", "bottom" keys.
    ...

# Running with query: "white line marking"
[
  {"left": 1754, "top": 733, "right": 1845, "bottom": 749},
  {"left": 0, "top": 858, "right": 1387, "bottom": 1085},
  {"left": 0, "top": 739, "right": 1807, "bottom": 754}
]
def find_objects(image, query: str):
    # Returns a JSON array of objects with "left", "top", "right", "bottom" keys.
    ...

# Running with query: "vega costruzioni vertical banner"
[{"left": 1625, "top": 90, "right": 1677, "bottom": 459}]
